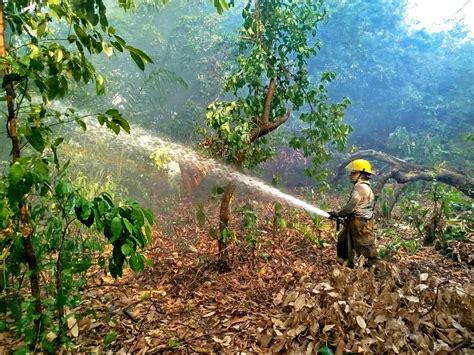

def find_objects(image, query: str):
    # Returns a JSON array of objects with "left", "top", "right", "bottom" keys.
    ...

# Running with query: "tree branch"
[
  {"left": 262, "top": 76, "right": 277, "bottom": 124},
  {"left": 249, "top": 108, "right": 291, "bottom": 142},
  {"left": 337, "top": 150, "right": 474, "bottom": 199}
]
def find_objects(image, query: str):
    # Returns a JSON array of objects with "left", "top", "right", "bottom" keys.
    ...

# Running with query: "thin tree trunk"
[
  {"left": 217, "top": 181, "right": 236, "bottom": 271},
  {"left": 214, "top": 77, "right": 290, "bottom": 271},
  {"left": 1, "top": 4, "right": 42, "bottom": 337}
]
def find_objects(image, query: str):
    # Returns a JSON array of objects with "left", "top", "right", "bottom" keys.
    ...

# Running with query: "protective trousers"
[{"left": 336, "top": 216, "right": 377, "bottom": 266}]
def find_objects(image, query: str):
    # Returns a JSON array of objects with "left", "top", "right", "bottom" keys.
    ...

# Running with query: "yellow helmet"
[{"left": 346, "top": 159, "right": 374, "bottom": 175}]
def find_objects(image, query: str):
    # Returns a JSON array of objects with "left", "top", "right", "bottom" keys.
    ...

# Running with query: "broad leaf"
[
  {"left": 25, "top": 127, "right": 46, "bottom": 153},
  {"left": 111, "top": 217, "right": 123, "bottom": 240}
]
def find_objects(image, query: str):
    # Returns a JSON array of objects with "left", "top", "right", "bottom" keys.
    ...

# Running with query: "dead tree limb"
[{"left": 337, "top": 150, "right": 474, "bottom": 199}]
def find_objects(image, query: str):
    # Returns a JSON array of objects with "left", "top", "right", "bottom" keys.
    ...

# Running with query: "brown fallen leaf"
[{"left": 356, "top": 315, "right": 366, "bottom": 330}]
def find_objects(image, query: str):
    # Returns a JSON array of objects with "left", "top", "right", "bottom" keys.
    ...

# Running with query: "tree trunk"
[
  {"left": 178, "top": 161, "right": 205, "bottom": 199},
  {"left": 213, "top": 77, "right": 290, "bottom": 271},
  {"left": 1, "top": 4, "right": 42, "bottom": 337},
  {"left": 217, "top": 181, "right": 236, "bottom": 271}
]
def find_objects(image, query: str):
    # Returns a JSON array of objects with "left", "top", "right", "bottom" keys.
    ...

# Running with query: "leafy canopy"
[{"left": 204, "top": 0, "right": 351, "bottom": 177}]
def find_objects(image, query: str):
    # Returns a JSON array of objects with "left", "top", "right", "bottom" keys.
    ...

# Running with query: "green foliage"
[
  {"left": 399, "top": 199, "right": 429, "bottom": 238},
  {"left": 1, "top": 0, "right": 157, "bottom": 350},
  {"left": 236, "top": 203, "right": 259, "bottom": 248},
  {"left": 150, "top": 148, "right": 173, "bottom": 170},
  {"left": 318, "top": 345, "right": 334, "bottom": 355},
  {"left": 271, "top": 173, "right": 282, "bottom": 187},
  {"left": 204, "top": 0, "right": 351, "bottom": 177},
  {"left": 96, "top": 2, "right": 237, "bottom": 144},
  {"left": 219, "top": 226, "right": 235, "bottom": 244},
  {"left": 432, "top": 187, "right": 472, "bottom": 253},
  {"left": 294, "top": 218, "right": 324, "bottom": 248},
  {"left": 273, "top": 202, "right": 287, "bottom": 233},
  {"left": 196, "top": 203, "right": 207, "bottom": 227},
  {"left": 103, "top": 332, "right": 118, "bottom": 347},
  {"left": 386, "top": 127, "right": 447, "bottom": 165},
  {"left": 378, "top": 185, "right": 395, "bottom": 220},
  {"left": 378, "top": 229, "right": 420, "bottom": 258},
  {"left": 167, "top": 336, "right": 181, "bottom": 349},
  {"left": 397, "top": 184, "right": 472, "bottom": 255},
  {"left": 195, "top": 202, "right": 218, "bottom": 240},
  {"left": 0, "top": 151, "right": 154, "bottom": 349},
  {"left": 72, "top": 174, "right": 124, "bottom": 201},
  {"left": 320, "top": 0, "right": 474, "bottom": 162},
  {"left": 2, "top": 0, "right": 151, "bottom": 130},
  {"left": 212, "top": 0, "right": 230, "bottom": 14}
]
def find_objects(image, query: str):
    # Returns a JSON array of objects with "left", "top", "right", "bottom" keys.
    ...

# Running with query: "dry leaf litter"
[
  {"left": 261, "top": 260, "right": 472, "bottom": 354},
  {"left": 0, "top": 199, "right": 472, "bottom": 353}
]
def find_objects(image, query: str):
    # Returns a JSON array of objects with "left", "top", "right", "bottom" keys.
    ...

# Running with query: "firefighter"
[{"left": 328, "top": 159, "right": 378, "bottom": 266}]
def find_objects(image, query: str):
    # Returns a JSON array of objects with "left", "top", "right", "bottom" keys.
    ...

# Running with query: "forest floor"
[
  {"left": 78, "top": 197, "right": 472, "bottom": 354},
  {"left": 1, "top": 197, "right": 472, "bottom": 353}
]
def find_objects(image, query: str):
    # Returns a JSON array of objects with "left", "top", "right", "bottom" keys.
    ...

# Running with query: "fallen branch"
[
  {"left": 337, "top": 149, "right": 474, "bottom": 199},
  {"left": 421, "top": 280, "right": 450, "bottom": 318}
]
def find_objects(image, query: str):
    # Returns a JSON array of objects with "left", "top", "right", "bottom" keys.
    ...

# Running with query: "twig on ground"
[
  {"left": 421, "top": 280, "right": 450, "bottom": 317},
  {"left": 135, "top": 300, "right": 159, "bottom": 336}
]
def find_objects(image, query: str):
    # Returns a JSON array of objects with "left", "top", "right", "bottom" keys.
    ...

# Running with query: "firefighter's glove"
[{"left": 328, "top": 211, "right": 339, "bottom": 220}]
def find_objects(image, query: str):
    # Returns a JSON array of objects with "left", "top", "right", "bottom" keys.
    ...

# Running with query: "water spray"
[
  {"left": 142, "top": 132, "right": 330, "bottom": 218},
  {"left": 84, "top": 122, "right": 330, "bottom": 219}
]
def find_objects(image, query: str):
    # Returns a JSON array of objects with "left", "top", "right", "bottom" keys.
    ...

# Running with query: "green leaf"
[
  {"left": 442, "top": 200, "right": 450, "bottom": 219},
  {"left": 130, "top": 232, "right": 145, "bottom": 248},
  {"left": 219, "top": 227, "right": 234, "bottom": 243},
  {"left": 142, "top": 208, "right": 154, "bottom": 225},
  {"left": 121, "top": 243, "right": 131, "bottom": 256},
  {"left": 46, "top": 76, "right": 60, "bottom": 99},
  {"left": 2, "top": 73, "right": 22, "bottom": 88},
  {"left": 96, "top": 74, "right": 106, "bottom": 95},
  {"left": 105, "top": 108, "right": 119, "bottom": 116},
  {"left": 8, "top": 168, "right": 34, "bottom": 202},
  {"left": 131, "top": 208, "right": 144, "bottom": 227},
  {"left": 13, "top": 346, "right": 29, "bottom": 355},
  {"left": 55, "top": 182, "right": 73, "bottom": 198},
  {"left": 75, "top": 118, "right": 87, "bottom": 131},
  {"left": 129, "top": 252, "right": 144, "bottom": 272},
  {"left": 8, "top": 162, "right": 27, "bottom": 185},
  {"left": 144, "top": 224, "right": 152, "bottom": 243},
  {"left": 55, "top": 48, "right": 63, "bottom": 62},
  {"left": 123, "top": 218, "right": 133, "bottom": 234},
  {"left": 103, "top": 332, "right": 117, "bottom": 347},
  {"left": 32, "top": 159, "right": 49, "bottom": 180},
  {"left": 111, "top": 217, "right": 123, "bottom": 239},
  {"left": 73, "top": 24, "right": 88, "bottom": 44},
  {"left": 212, "top": 0, "right": 229, "bottom": 14},
  {"left": 102, "top": 41, "right": 113, "bottom": 57},
  {"left": 196, "top": 203, "right": 206, "bottom": 227},
  {"left": 318, "top": 345, "right": 334, "bottom": 355},
  {"left": 129, "top": 52, "right": 144, "bottom": 71},
  {"left": 212, "top": 185, "right": 225, "bottom": 195},
  {"left": 106, "top": 109, "right": 130, "bottom": 134},
  {"left": 114, "top": 35, "right": 126, "bottom": 46},
  {"left": 111, "top": 41, "right": 123, "bottom": 52},
  {"left": 75, "top": 198, "right": 94, "bottom": 227},
  {"left": 0, "top": 203, "right": 10, "bottom": 229},
  {"left": 53, "top": 137, "right": 64, "bottom": 147},
  {"left": 126, "top": 45, "right": 153, "bottom": 64},
  {"left": 110, "top": 246, "right": 125, "bottom": 277}
]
